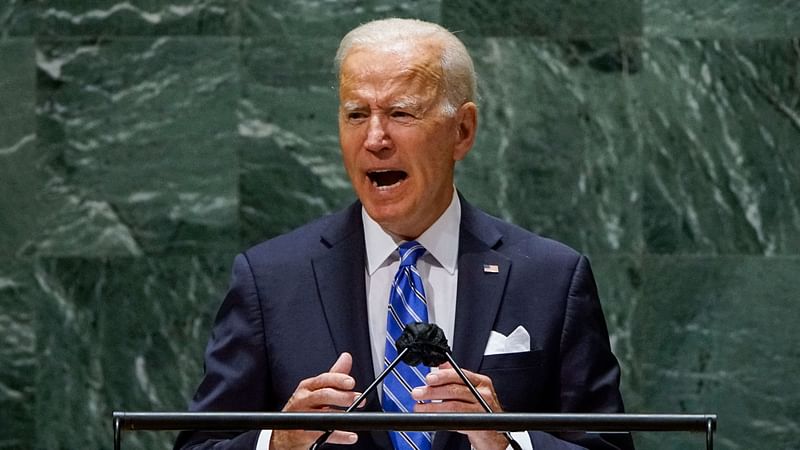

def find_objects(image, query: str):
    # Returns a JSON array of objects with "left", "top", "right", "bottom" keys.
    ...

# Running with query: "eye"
[
  {"left": 390, "top": 110, "right": 416, "bottom": 122},
  {"left": 345, "top": 111, "right": 368, "bottom": 123}
]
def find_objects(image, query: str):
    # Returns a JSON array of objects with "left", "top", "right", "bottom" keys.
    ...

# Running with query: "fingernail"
[
  {"left": 412, "top": 387, "right": 424, "bottom": 397},
  {"left": 347, "top": 433, "right": 358, "bottom": 443},
  {"left": 426, "top": 373, "right": 438, "bottom": 383}
]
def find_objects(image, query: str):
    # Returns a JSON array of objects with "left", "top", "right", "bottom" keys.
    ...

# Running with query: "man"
[{"left": 175, "top": 18, "right": 633, "bottom": 450}]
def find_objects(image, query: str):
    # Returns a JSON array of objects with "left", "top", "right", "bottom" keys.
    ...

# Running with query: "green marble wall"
[{"left": 1, "top": 1, "right": 798, "bottom": 449}]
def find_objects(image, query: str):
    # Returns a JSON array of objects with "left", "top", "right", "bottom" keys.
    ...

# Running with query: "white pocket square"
[{"left": 483, "top": 325, "right": 531, "bottom": 355}]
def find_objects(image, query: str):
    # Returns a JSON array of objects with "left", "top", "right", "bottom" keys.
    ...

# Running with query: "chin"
[
  {"left": 362, "top": 204, "right": 407, "bottom": 232},
  {"left": 364, "top": 206, "right": 401, "bottom": 227}
]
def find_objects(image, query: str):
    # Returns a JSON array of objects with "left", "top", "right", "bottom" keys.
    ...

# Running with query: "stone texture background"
[{"left": 1, "top": 1, "right": 799, "bottom": 449}]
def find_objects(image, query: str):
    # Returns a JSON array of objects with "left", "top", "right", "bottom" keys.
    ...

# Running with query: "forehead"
[{"left": 338, "top": 41, "right": 445, "bottom": 102}]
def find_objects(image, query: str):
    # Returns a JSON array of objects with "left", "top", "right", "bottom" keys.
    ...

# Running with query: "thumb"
[{"left": 329, "top": 352, "right": 353, "bottom": 374}]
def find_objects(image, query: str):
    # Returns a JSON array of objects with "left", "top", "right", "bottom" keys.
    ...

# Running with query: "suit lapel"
[
  {"left": 311, "top": 204, "right": 376, "bottom": 404},
  {"left": 311, "top": 203, "right": 392, "bottom": 448},
  {"left": 433, "top": 198, "right": 511, "bottom": 450},
  {"left": 451, "top": 198, "right": 510, "bottom": 372},
  {"left": 451, "top": 236, "right": 510, "bottom": 372}
]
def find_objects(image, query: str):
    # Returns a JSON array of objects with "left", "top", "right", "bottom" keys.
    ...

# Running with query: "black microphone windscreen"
[{"left": 396, "top": 322, "right": 450, "bottom": 366}]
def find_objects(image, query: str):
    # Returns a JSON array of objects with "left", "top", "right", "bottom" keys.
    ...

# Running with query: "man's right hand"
[{"left": 269, "top": 352, "right": 361, "bottom": 450}]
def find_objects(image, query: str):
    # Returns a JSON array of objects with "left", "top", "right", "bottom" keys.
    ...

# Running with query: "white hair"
[{"left": 334, "top": 18, "right": 477, "bottom": 115}]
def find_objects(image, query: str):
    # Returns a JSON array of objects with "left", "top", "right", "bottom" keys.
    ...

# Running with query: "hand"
[
  {"left": 270, "top": 353, "right": 361, "bottom": 450},
  {"left": 411, "top": 362, "right": 509, "bottom": 450}
]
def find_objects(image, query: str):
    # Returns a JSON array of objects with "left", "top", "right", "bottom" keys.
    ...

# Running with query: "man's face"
[{"left": 338, "top": 42, "right": 476, "bottom": 239}]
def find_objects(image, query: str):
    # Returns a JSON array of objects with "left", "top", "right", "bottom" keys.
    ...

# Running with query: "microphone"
[
  {"left": 310, "top": 323, "right": 435, "bottom": 449},
  {"left": 403, "top": 323, "right": 521, "bottom": 450},
  {"left": 310, "top": 323, "right": 521, "bottom": 450}
]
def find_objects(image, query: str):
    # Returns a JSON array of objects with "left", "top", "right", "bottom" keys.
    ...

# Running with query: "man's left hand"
[{"left": 411, "top": 362, "right": 509, "bottom": 450}]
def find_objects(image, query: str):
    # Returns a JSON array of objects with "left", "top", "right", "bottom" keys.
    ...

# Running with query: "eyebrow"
[
  {"left": 341, "top": 101, "right": 363, "bottom": 112},
  {"left": 390, "top": 97, "right": 424, "bottom": 111},
  {"left": 341, "top": 97, "right": 425, "bottom": 112}
]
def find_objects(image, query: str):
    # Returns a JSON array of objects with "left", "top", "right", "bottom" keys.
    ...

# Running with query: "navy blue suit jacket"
[{"left": 175, "top": 197, "right": 634, "bottom": 450}]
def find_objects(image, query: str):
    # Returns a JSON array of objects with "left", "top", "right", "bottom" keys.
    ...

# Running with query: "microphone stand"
[
  {"left": 309, "top": 348, "right": 408, "bottom": 450},
  {"left": 310, "top": 322, "right": 521, "bottom": 450},
  {"left": 443, "top": 352, "right": 522, "bottom": 450}
]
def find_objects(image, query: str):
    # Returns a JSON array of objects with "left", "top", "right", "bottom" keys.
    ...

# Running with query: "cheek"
[
  {"left": 338, "top": 147, "right": 358, "bottom": 181},
  {"left": 339, "top": 132, "right": 361, "bottom": 160},
  {"left": 339, "top": 121, "right": 364, "bottom": 143}
]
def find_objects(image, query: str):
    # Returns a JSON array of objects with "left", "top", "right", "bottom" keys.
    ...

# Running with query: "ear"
[{"left": 453, "top": 102, "right": 478, "bottom": 161}]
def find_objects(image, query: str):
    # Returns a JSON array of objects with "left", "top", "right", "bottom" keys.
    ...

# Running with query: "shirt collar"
[{"left": 362, "top": 190, "right": 460, "bottom": 276}]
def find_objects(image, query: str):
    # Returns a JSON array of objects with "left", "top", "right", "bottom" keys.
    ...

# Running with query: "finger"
[
  {"left": 427, "top": 366, "right": 491, "bottom": 388},
  {"left": 412, "top": 383, "right": 477, "bottom": 404},
  {"left": 329, "top": 352, "right": 353, "bottom": 374},
  {"left": 413, "top": 399, "right": 482, "bottom": 413},
  {"left": 325, "top": 430, "right": 359, "bottom": 445},
  {"left": 285, "top": 386, "right": 362, "bottom": 412},
  {"left": 271, "top": 430, "right": 358, "bottom": 449},
  {"left": 353, "top": 395, "right": 367, "bottom": 409},
  {"left": 303, "top": 387, "right": 363, "bottom": 409},
  {"left": 301, "top": 371, "right": 356, "bottom": 391},
  {"left": 414, "top": 371, "right": 501, "bottom": 411}
]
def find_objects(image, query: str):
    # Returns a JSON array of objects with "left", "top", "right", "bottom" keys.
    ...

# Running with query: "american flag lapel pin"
[{"left": 483, "top": 264, "right": 500, "bottom": 273}]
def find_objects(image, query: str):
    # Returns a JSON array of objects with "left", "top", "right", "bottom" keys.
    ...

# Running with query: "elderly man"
[{"left": 175, "top": 18, "right": 633, "bottom": 450}]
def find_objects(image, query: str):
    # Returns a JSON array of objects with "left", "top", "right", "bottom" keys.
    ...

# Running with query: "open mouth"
[{"left": 367, "top": 170, "right": 407, "bottom": 188}]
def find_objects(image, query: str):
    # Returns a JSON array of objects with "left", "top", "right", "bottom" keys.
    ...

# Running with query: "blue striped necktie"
[{"left": 382, "top": 241, "right": 432, "bottom": 450}]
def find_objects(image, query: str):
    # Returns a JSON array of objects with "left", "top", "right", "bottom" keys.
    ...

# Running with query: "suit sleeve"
[
  {"left": 537, "top": 255, "right": 634, "bottom": 450},
  {"left": 174, "top": 253, "right": 271, "bottom": 450}
]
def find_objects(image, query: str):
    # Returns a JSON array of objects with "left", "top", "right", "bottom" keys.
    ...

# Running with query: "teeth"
[
  {"left": 371, "top": 178, "right": 402, "bottom": 189},
  {"left": 367, "top": 170, "right": 406, "bottom": 188}
]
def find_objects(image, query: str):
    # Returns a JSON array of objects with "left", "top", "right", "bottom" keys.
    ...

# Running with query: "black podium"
[{"left": 112, "top": 412, "right": 717, "bottom": 449}]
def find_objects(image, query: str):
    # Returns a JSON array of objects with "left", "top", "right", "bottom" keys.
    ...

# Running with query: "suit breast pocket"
[{"left": 479, "top": 350, "right": 546, "bottom": 412}]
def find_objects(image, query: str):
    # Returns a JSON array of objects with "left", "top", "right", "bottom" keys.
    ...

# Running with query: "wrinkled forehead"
[{"left": 338, "top": 40, "right": 446, "bottom": 90}]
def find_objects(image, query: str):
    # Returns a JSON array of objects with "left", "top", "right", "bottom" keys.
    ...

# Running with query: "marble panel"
[
  {"left": 458, "top": 38, "right": 642, "bottom": 254},
  {"left": 241, "top": 0, "right": 441, "bottom": 37},
  {"left": 32, "top": 37, "right": 240, "bottom": 257},
  {"left": 645, "top": 0, "right": 800, "bottom": 38},
  {"left": 628, "top": 256, "right": 800, "bottom": 449},
  {"left": 639, "top": 39, "right": 800, "bottom": 255},
  {"left": 35, "top": 0, "right": 237, "bottom": 36},
  {"left": 441, "top": 0, "right": 642, "bottom": 37},
  {"left": 588, "top": 254, "right": 645, "bottom": 448},
  {"left": 0, "top": 39, "right": 41, "bottom": 259},
  {"left": 0, "top": 264, "right": 37, "bottom": 449},
  {"left": 588, "top": 255, "right": 641, "bottom": 397},
  {"left": 239, "top": 37, "right": 354, "bottom": 246},
  {"left": 32, "top": 254, "right": 231, "bottom": 450},
  {"left": 0, "top": 0, "right": 37, "bottom": 36}
]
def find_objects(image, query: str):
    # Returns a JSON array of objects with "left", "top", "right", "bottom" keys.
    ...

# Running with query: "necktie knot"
[{"left": 398, "top": 241, "right": 426, "bottom": 268}]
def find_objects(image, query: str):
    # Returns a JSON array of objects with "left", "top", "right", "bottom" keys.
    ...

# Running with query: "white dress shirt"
[
  {"left": 363, "top": 191, "right": 461, "bottom": 382},
  {"left": 257, "top": 191, "right": 531, "bottom": 449}
]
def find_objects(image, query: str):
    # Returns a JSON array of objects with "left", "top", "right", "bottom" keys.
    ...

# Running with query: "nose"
[{"left": 364, "top": 114, "right": 390, "bottom": 152}]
